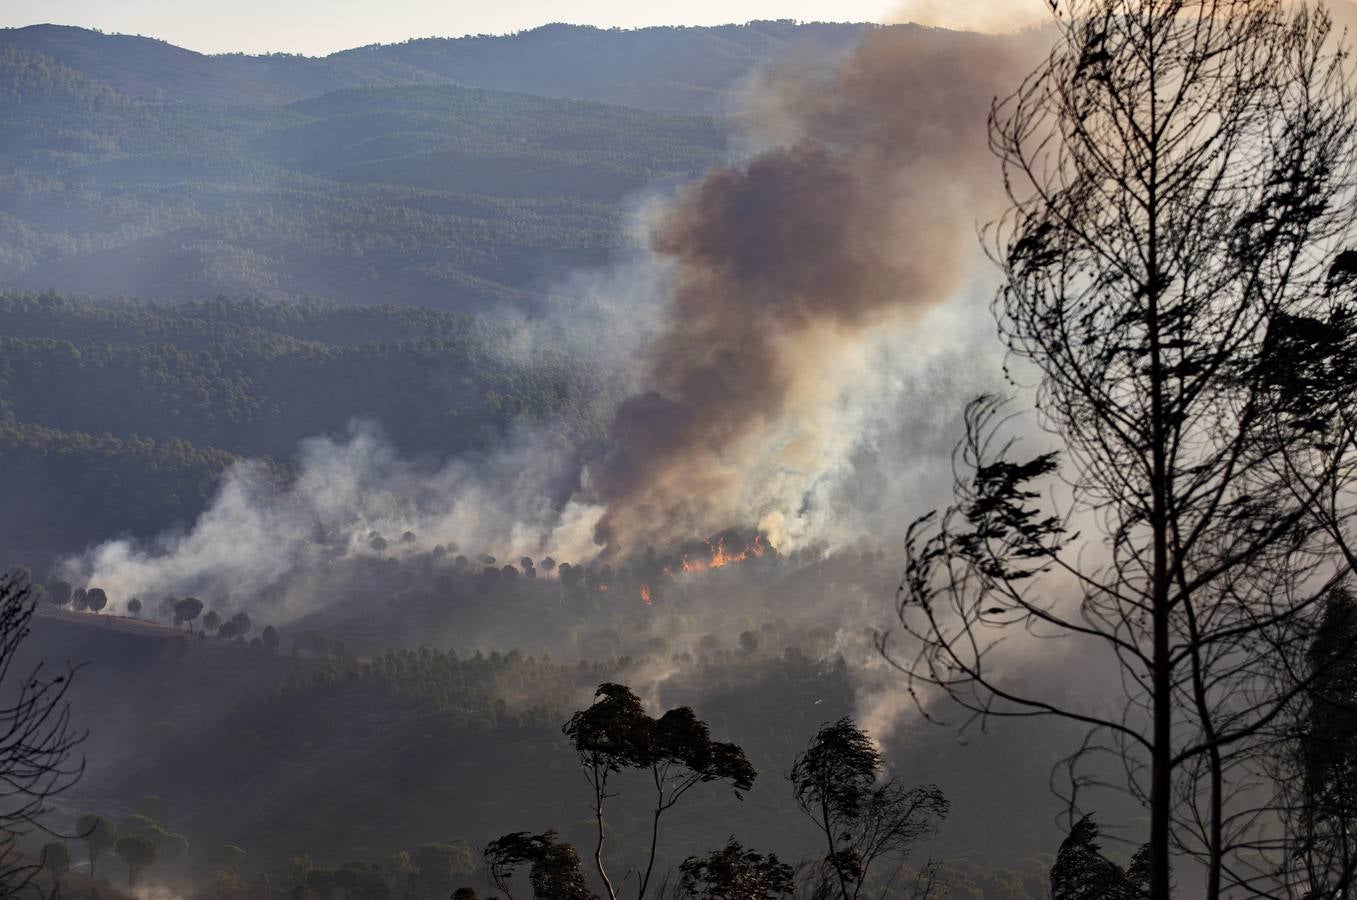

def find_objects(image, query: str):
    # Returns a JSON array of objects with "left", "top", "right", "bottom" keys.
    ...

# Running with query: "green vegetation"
[
  {"left": 0, "top": 291, "right": 614, "bottom": 556},
  {"left": 2, "top": 22, "right": 868, "bottom": 112},
  {"left": 0, "top": 33, "right": 730, "bottom": 308}
]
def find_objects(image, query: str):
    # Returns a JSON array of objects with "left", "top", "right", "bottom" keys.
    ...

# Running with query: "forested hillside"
[
  {"left": 0, "top": 292, "right": 613, "bottom": 559},
  {"left": 0, "top": 22, "right": 870, "bottom": 112},
  {"left": 0, "top": 21, "right": 915, "bottom": 309},
  {"left": 0, "top": 57, "right": 726, "bottom": 307}
]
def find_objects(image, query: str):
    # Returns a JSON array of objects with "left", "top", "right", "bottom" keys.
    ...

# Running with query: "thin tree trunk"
[
  {"left": 820, "top": 792, "right": 852, "bottom": 900},
  {"left": 1147, "top": 63, "right": 1173, "bottom": 897},
  {"left": 593, "top": 764, "right": 618, "bottom": 900},
  {"left": 638, "top": 801, "right": 663, "bottom": 900}
]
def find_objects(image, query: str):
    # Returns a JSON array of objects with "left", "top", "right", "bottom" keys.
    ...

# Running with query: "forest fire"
[
  {"left": 639, "top": 585, "right": 652, "bottom": 604},
  {"left": 680, "top": 535, "right": 766, "bottom": 574}
]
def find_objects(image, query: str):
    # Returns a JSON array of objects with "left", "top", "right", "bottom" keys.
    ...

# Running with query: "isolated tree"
[
  {"left": 115, "top": 833, "right": 157, "bottom": 888},
  {"left": 48, "top": 580, "right": 71, "bottom": 607},
  {"left": 789, "top": 718, "right": 946, "bottom": 900},
  {"left": 738, "top": 631, "right": 760, "bottom": 655},
  {"left": 559, "top": 683, "right": 756, "bottom": 900},
  {"left": 675, "top": 839, "right": 794, "bottom": 900},
  {"left": 77, "top": 814, "right": 117, "bottom": 880},
  {"left": 262, "top": 625, "right": 280, "bottom": 652},
  {"left": 174, "top": 597, "right": 203, "bottom": 632},
  {"left": 85, "top": 587, "right": 107, "bottom": 614},
  {"left": 126, "top": 597, "right": 142, "bottom": 618},
  {"left": 563, "top": 683, "right": 652, "bottom": 900},
  {"left": 890, "top": 2, "right": 1357, "bottom": 898},
  {"left": 230, "top": 611, "right": 252, "bottom": 638},
  {"left": 636, "top": 707, "right": 756, "bottom": 899},
  {"left": 541, "top": 557, "right": 557, "bottom": 578},
  {"left": 203, "top": 610, "right": 222, "bottom": 634},
  {"left": 40, "top": 841, "right": 71, "bottom": 878}
]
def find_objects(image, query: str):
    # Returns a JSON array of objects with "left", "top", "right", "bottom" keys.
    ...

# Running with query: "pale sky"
[{"left": 0, "top": 0, "right": 1047, "bottom": 56}]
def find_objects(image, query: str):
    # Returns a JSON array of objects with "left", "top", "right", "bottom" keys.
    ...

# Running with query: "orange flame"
[
  {"left": 640, "top": 585, "right": 652, "bottom": 604},
  {"left": 680, "top": 535, "right": 767, "bottom": 574}
]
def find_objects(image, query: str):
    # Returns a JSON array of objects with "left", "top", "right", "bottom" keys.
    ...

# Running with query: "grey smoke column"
[{"left": 590, "top": 26, "right": 1040, "bottom": 555}]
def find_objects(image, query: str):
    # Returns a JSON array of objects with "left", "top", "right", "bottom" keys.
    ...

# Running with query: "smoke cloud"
[
  {"left": 888, "top": 1, "right": 1051, "bottom": 33},
  {"left": 59, "top": 26, "right": 1049, "bottom": 638},
  {"left": 589, "top": 27, "right": 1039, "bottom": 555},
  {"left": 58, "top": 421, "right": 604, "bottom": 620}
]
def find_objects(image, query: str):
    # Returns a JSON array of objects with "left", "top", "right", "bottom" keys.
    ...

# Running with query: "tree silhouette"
[
  {"left": 1049, "top": 817, "right": 1149, "bottom": 900},
  {"left": 888, "top": 2, "right": 1357, "bottom": 897},
  {"left": 0, "top": 571, "right": 85, "bottom": 895},
  {"left": 126, "top": 597, "right": 142, "bottom": 618},
  {"left": 76, "top": 814, "right": 116, "bottom": 881},
  {"left": 39, "top": 842, "right": 70, "bottom": 879},
  {"left": 562, "top": 683, "right": 653, "bottom": 900},
  {"left": 637, "top": 707, "right": 756, "bottom": 899},
  {"left": 559, "top": 683, "right": 758, "bottom": 900},
  {"left": 789, "top": 718, "right": 945, "bottom": 900},
  {"left": 485, "top": 831, "right": 596, "bottom": 900},
  {"left": 174, "top": 597, "right": 203, "bottom": 632},
  {"left": 114, "top": 834, "right": 157, "bottom": 888},
  {"left": 674, "top": 839, "right": 793, "bottom": 900},
  {"left": 1268, "top": 588, "right": 1357, "bottom": 897}
]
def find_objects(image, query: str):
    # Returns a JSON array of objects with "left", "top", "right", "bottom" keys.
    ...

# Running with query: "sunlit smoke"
[
  {"left": 587, "top": 27, "right": 1038, "bottom": 556},
  {"left": 887, "top": 0, "right": 1051, "bottom": 33},
  {"left": 58, "top": 421, "right": 602, "bottom": 620}
]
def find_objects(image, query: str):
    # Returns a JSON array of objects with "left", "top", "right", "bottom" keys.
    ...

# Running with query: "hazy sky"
[{"left": 0, "top": 0, "right": 1046, "bottom": 56}]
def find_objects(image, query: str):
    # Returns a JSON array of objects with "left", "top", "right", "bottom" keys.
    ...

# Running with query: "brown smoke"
[{"left": 590, "top": 26, "right": 1045, "bottom": 555}]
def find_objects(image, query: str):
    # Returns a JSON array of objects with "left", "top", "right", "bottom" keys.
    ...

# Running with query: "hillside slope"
[{"left": 1, "top": 21, "right": 870, "bottom": 113}]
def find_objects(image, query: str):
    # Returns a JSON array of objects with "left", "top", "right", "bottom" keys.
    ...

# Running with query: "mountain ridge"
[{"left": 1, "top": 20, "right": 875, "bottom": 113}]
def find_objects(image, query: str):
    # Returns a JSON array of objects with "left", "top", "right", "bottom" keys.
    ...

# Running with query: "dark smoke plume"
[{"left": 591, "top": 26, "right": 1042, "bottom": 554}]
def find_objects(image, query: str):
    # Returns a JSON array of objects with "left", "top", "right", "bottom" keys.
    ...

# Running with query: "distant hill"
[
  {"left": 0, "top": 24, "right": 293, "bottom": 105},
  {"left": 0, "top": 70, "right": 726, "bottom": 306},
  {"left": 0, "top": 21, "right": 871, "bottom": 113}
]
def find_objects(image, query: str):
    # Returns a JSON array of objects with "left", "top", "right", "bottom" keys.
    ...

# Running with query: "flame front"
[
  {"left": 640, "top": 585, "right": 652, "bottom": 604},
  {"left": 681, "top": 535, "right": 766, "bottom": 574}
]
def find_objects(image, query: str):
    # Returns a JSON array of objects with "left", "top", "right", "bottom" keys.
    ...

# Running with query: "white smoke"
[{"left": 58, "top": 420, "right": 605, "bottom": 621}]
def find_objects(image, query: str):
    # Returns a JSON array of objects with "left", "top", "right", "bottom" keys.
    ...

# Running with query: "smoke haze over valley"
[{"left": 8, "top": 5, "right": 1347, "bottom": 900}]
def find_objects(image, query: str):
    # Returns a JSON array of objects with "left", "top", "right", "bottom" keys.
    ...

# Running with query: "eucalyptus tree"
[
  {"left": 560, "top": 683, "right": 757, "bottom": 900},
  {"left": 789, "top": 718, "right": 946, "bottom": 900}
]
